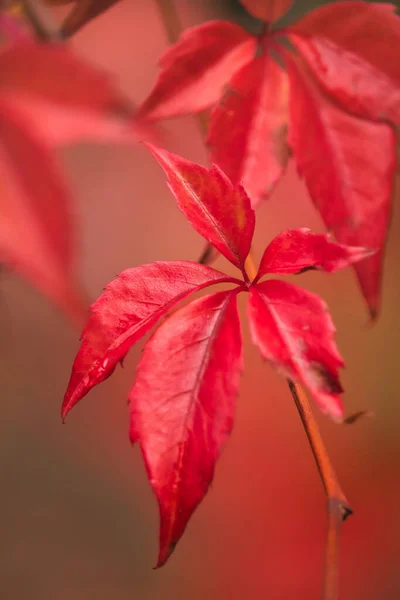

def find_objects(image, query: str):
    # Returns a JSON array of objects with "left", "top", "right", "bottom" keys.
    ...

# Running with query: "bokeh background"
[{"left": 1, "top": 1, "right": 399, "bottom": 598}]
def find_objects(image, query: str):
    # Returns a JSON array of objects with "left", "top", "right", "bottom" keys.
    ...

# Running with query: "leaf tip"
[
  {"left": 144, "top": 141, "right": 167, "bottom": 160},
  {"left": 61, "top": 398, "right": 71, "bottom": 423},
  {"left": 144, "top": 143, "right": 178, "bottom": 179},
  {"left": 368, "top": 305, "right": 379, "bottom": 323},
  {"left": 155, "top": 540, "right": 178, "bottom": 569},
  {"left": 61, "top": 386, "right": 82, "bottom": 423}
]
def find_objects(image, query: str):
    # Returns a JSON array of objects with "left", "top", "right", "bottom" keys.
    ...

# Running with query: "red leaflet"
[
  {"left": 129, "top": 290, "right": 242, "bottom": 567},
  {"left": 138, "top": 21, "right": 257, "bottom": 120},
  {"left": 64, "top": 152, "right": 372, "bottom": 565},
  {"left": 147, "top": 144, "right": 255, "bottom": 275},
  {"left": 240, "top": 0, "right": 293, "bottom": 22},
  {"left": 208, "top": 52, "right": 289, "bottom": 207},
  {"left": 138, "top": 2, "right": 400, "bottom": 316},
  {"left": 289, "top": 35, "right": 400, "bottom": 123},
  {"left": 291, "top": 2, "right": 400, "bottom": 87},
  {"left": 0, "top": 41, "right": 118, "bottom": 108},
  {"left": 286, "top": 56, "right": 396, "bottom": 317},
  {"left": 248, "top": 280, "right": 344, "bottom": 420},
  {"left": 0, "top": 101, "right": 84, "bottom": 320},
  {"left": 256, "top": 228, "right": 373, "bottom": 280},
  {"left": 62, "top": 261, "right": 240, "bottom": 418}
]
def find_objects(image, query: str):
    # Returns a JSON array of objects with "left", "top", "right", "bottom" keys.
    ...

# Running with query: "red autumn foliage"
[
  {"left": 137, "top": 1, "right": 400, "bottom": 318},
  {"left": 2, "top": 0, "right": 398, "bottom": 592},
  {"left": 63, "top": 146, "right": 371, "bottom": 566}
]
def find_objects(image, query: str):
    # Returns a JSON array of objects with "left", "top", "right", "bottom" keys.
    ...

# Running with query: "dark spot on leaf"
[
  {"left": 295, "top": 265, "right": 318, "bottom": 275},
  {"left": 310, "top": 362, "right": 342, "bottom": 394}
]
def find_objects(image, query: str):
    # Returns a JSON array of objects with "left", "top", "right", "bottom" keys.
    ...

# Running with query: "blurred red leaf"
[
  {"left": 62, "top": 262, "right": 240, "bottom": 419},
  {"left": 129, "top": 289, "right": 242, "bottom": 567},
  {"left": 138, "top": 21, "right": 257, "bottom": 120},
  {"left": 207, "top": 51, "right": 289, "bottom": 207},
  {"left": 138, "top": 2, "right": 400, "bottom": 316},
  {"left": 147, "top": 144, "right": 255, "bottom": 276},
  {"left": 0, "top": 40, "right": 138, "bottom": 144},
  {"left": 291, "top": 2, "right": 400, "bottom": 86},
  {"left": 289, "top": 34, "right": 400, "bottom": 123},
  {"left": 0, "top": 37, "right": 144, "bottom": 316},
  {"left": 248, "top": 279, "right": 344, "bottom": 419},
  {"left": 256, "top": 228, "right": 374, "bottom": 280},
  {"left": 0, "top": 100, "right": 84, "bottom": 319},
  {"left": 286, "top": 55, "right": 396, "bottom": 317},
  {"left": 240, "top": 0, "right": 293, "bottom": 22}
]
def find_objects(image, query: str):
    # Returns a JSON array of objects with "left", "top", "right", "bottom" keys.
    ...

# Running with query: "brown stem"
[
  {"left": 21, "top": 0, "right": 62, "bottom": 41},
  {"left": 153, "top": 0, "right": 182, "bottom": 47},
  {"left": 244, "top": 251, "right": 258, "bottom": 281},
  {"left": 287, "top": 380, "right": 352, "bottom": 600}
]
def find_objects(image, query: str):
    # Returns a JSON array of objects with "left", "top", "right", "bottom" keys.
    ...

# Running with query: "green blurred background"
[{"left": 0, "top": 1, "right": 399, "bottom": 598}]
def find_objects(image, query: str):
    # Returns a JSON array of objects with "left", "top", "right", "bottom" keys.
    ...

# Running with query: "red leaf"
[
  {"left": 286, "top": 56, "right": 396, "bottom": 317},
  {"left": 0, "top": 41, "right": 137, "bottom": 144},
  {"left": 291, "top": 2, "right": 400, "bottom": 87},
  {"left": 0, "top": 102, "right": 84, "bottom": 321},
  {"left": 138, "top": 21, "right": 257, "bottom": 120},
  {"left": 62, "top": 262, "right": 240, "bottom": 419},
  {"left": 240, "top": 0, "right": 293, "bottom": 22},
  {"left": 289, "top": 34, "right": 400, "bottom": 123},
  {"left": 248, "top": 280, "right": 344, "bottom": 420},
  {"left": 0, "top": 41, "right": 118, "bottom": 107},
  {"left": 256, "top": 228, "right": 373, "bottom": 280},
  {"left": 0, "top": 100, "right": 84, "bottom": 320},
  {"left": 147, "top": 144, "right": 255, "bottom": 275},
  {"left": 208, "top": 51, "right": 289, "bottom": 207},
  {"left": 129, "top": 289, "right": 242, "bottom": 567}
]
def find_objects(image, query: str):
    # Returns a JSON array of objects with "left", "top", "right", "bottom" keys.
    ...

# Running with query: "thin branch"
[
  {"left": 288, "top": 381, "right": 352, "bottom": 600},
  {"left": 153, "top": 0, "right": 182, "bottom": 47},
  {"left": 21, "top": 0, "right": 62, "bottom": 41},
  {"left": 244, "top": 252, "right": 258, "bottom": 281},
  {"left": 60, "top": 0, "right": 120, "bottom": 38}
]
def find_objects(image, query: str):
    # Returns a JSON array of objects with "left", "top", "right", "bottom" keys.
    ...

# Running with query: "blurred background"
[{"left": 0, "top": 1, "right": 399, "bottom": 598}]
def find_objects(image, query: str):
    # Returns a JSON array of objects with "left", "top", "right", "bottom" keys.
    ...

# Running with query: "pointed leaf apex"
[
  {"left": 155, "top": 541, "right": 177, "bottom": 569},
  {"left": 146, "top": 145, "right": 255, "bottom": 272}
]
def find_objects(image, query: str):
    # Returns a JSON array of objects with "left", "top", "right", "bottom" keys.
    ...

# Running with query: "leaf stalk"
[{"left": 287, "top": 380, "right": 352, "bottom": 600}]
